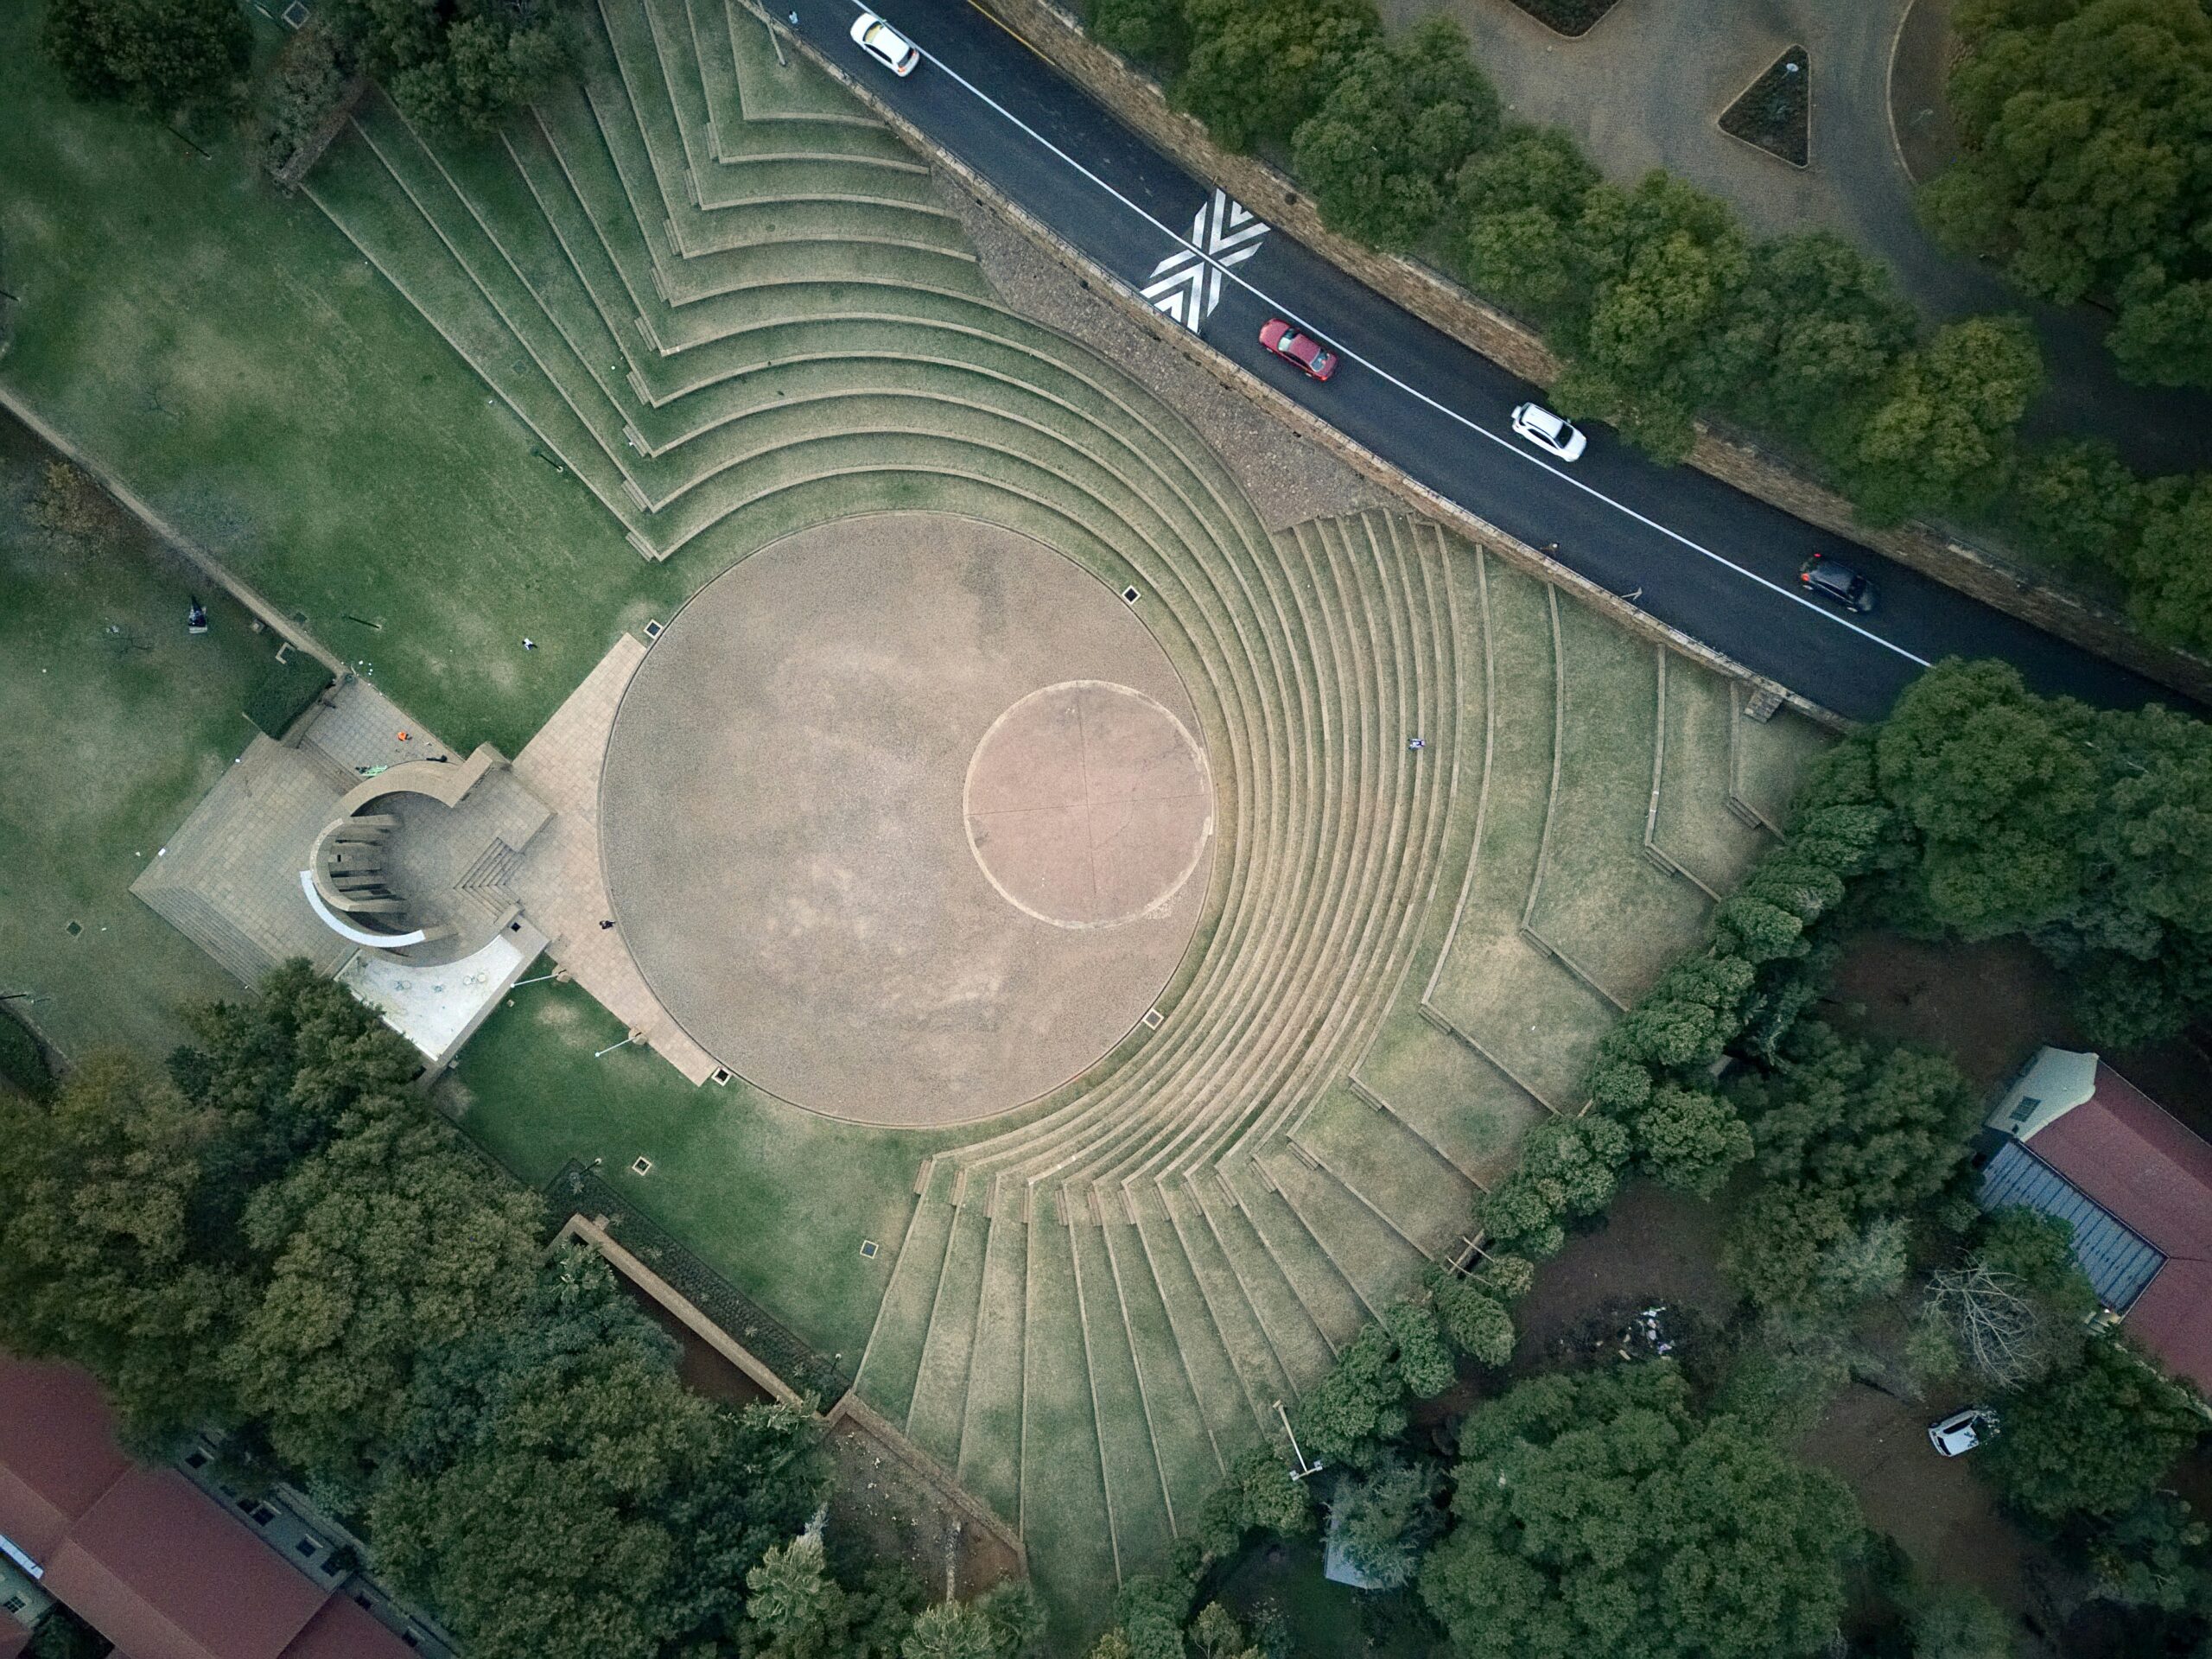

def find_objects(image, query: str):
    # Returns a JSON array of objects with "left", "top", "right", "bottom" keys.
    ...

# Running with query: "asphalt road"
[{"left": 798, "top": 0, "right": 2173, "bottom": 721}]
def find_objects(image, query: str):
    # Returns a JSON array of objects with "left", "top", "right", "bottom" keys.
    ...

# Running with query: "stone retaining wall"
[{"left": 964, "top": 0, "right": 2212, "bottom": 709}]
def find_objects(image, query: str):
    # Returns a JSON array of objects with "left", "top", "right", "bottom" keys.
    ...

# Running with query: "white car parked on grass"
[
  {"left": 1510, "top": 402, "right": 1587, "bottom": 462},
  {"left": 850, "top": 10, "right": 920, "bottom": 75}
]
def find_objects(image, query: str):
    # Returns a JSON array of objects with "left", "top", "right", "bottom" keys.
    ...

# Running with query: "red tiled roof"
[
  {"left": 2028, "top": 1063, "right": 2212, "bottom": 1392},
  {"left": 0, "top": 1356, "right": 412, "bottom": 1659},
  {"left": 46, "top": 1469, "right": 327, "bottom": 1659},
  {"left": 283, "top": 1594, "right": 419, "bottom": 1659},
  {"left": 0, "top": 1360, "right": 130, "bottom": 1560}
]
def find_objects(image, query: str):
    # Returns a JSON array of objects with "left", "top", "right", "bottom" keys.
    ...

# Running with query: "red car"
[{"left": 1260, "top": 319, "right": 1338, "bottom": 381}]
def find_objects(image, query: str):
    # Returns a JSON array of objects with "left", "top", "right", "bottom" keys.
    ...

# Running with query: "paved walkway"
[
  {"left": 510, "top": 632, "right": 721, "bottom": 1086},
  {"left": 1390, "top": 0, "right": 2212, "bottom": 473}
]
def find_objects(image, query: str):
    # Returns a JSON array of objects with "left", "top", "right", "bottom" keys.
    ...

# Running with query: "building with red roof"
[
  {"left": 0, "top": 1356, "right": 427, "bottom": 1659},
  {"left": 1982, "top": 1048, "right": 2212, "bottom": 1394}
]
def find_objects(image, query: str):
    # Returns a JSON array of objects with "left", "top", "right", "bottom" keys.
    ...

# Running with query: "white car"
[
  {"left": 1510, "top": 402, "right": 1587, "bottom": 462},
  {"left": 1928, "top": 1407, "right": 1996, "bottom": 1457},
  {"left": 850, "top": 11, "right": 919, "bottom": 75}
]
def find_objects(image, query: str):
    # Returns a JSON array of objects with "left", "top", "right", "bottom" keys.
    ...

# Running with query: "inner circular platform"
[{"left": 599, "top": 513, "right": 1214, "bottom": 1127}]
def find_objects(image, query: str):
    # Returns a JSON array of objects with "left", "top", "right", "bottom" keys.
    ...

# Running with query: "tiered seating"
[{"left": 307, "top": 3, "right": 1830, "bottom": 1611}]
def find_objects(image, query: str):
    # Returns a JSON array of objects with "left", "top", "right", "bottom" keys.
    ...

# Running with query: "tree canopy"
[
  {"left": 0, "top": 964, "right": 880, "bottom": 1659},
  {"left": 323, "top": 0, "right": 573, "bottom": 133},
  {"left": 1799, "top": 658, "right": 2212, "bottom": 1046},
  {"left": 1420, "top": 1363, "right": 1858, "bottom": 1659},
  {"left": 41, "top": 0, "right": 248, "bottom": 116},
  {"left": 1980, "top": 1338, "right": 2205, "bottom": 1521},
  {"left": 1920, "top": 0, "right": 2212, "bottom": 389},
  {"left": 1172, "top": 0, "right": 1378, "bottom": 152},
  {"left": 1290, "top": 17, "right": 1498, "bottom": 251}
]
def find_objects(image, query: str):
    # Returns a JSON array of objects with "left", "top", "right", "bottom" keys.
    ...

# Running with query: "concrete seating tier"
[{"left": 308, "top": 2, "right": 1830, "bottom": 1609}]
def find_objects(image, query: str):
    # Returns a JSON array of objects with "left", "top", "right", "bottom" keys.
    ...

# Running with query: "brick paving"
[{"left": 511, "top": 632, "right": 720, "bottom": 1085}]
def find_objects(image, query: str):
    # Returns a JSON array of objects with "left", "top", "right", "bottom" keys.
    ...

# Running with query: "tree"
[
  {"left": 1871, "top": 658, "right": 2099, "bottom": 938},
  {"left": 1331, "top": 1455, "right": 1439, "bottom": 1589},
  {"left": 1089, "top": 0, "right": 1186, "bottom": 72},
  {"left": 1909, "top": 1584, "right": 2014, "bottom": 1659},
  {"left": 1916, "top": 0, "right": 2212, "bottom": 388},
  {"left": 1382, "top": 1298, "right": 1455, "bottom": 1398},
  {"left": 371, "top": 1256, "right": 832, "bottom": 1659},
  {"left": 1630, "top": 1082, "right": 1753, "bottom": 1197},
  {"left": 1294, "top": 1323, "right": 1408, "bottom": 1468},
  {"left": 2003, "top": 437, "right": 2154, "bottom": 577},
  {"left": 901, "top": 1601, "right": 998, "bottom": 1659},
  {"left": 324, "top": 0, "right": 572, "bottom": 134},
  {"left": 1420, "top": 1363, "right": 1857, "bottom": 1659},
  {"left": 1196, "top": 1446, "right": 1316, "bottom": 1555},
  {"left": 2109, "top": 266, "right": 2212, "bottom": 388},
  {"left": 0, "top": 1048, "right": 245, "bottom": 1446},
  {"left": 1173, "top": 0, "right": 1379, "bottom": 152},
  {"left": 1553, "top": 172, "right": 1757, "bottom": 461},
  {"left": 222, "top": 1096, "right": 547, "bottom": 1483},
  {"left": 1721, "top": 1184, "right": 1853, "bottom": 1309},
  {"left": 1113, "top": 1571, "right": 1196, "bottom": 1659},
  {"left": 1289, "top": 18, "right": 1497, "bottom": 251},
  {"left": 1726, "top": 232, "right": 1917, "bottom": 440},
  {"left": 168, "top": 958, "right": 426, "bottom": 1249},
  {"left": 745, "top": 1535, "right": 846, "bottom": 1659},
  {"left": 2127, "top": 473, "right": 2212, "bottom": 654},
  {"left": 2083, "top": 1492, "right": 2212, "bottom": 1612},
  {"left": 41, "top": 0, "right": 248, "bottom": 116},
  {"left": 1450, "top": 125, "right": 1599, "bottom": 319},
  {"left": 1833, "top": 315, "right": 2044, "bottom": 524},
  {"left": 1733, "top": 1024, "right": 1981, "bottom": 1224},
  {"left": 1426, "top": 1268, "right": 1516, "bottom": 1367},
  {"left": 1187, "top": 1602, "right": 1259, "bottom": 1659},
  {"left": 1980, "top": 1338, "right": 2205, "bottom": 1521}
]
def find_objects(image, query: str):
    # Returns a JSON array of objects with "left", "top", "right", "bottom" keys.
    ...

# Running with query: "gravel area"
[{"left": 938, "top": 175, "right": 1394, "bottom": 531}]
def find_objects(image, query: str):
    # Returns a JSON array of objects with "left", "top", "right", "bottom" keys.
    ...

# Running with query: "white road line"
[{"left": 840, "top": 0, "right": 1933, "bottom": 670}]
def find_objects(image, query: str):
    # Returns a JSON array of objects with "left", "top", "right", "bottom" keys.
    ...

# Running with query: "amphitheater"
[{"left": 300, "top": 0, "right": 1831, "bottom": 1608}]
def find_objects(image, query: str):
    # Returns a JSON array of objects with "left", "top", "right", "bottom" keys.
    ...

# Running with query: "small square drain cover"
[
  {"left": 1122, "top": 587, "right": 1141, "bottom": 604},
  {"left": 859, "top": 1239, "right": 880, "bottom": 1259},
  {"left": 1142, "top": 1007, "right": 1165, "bottom": 1030},
  {"left": 630, "top": 1155, "right": 653, "bottom": 1175},
  {"left": 644, "top": 620, "right": 664, "bottom": 639},
  {"left": 711, "top": 1066, "right": 731, "bottom": 1085},
  {"left": 65, "top": 920, "right": 82, "bottom": 937}
]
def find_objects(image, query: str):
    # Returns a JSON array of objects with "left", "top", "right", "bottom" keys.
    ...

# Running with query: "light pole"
[{"left": 1274, "top": 1401, "right": 1323, "bottom": 1480}]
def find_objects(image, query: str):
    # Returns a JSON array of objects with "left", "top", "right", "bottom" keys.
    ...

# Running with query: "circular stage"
[{"left": 599, "top": 514, "right": 1214, "bottom": 1127}]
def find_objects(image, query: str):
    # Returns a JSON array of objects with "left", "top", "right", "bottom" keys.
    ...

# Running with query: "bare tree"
[{"left": 1924, "top": 1262, "right": 2043, "bottom": 1389}]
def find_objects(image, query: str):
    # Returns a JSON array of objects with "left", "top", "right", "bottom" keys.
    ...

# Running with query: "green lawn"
[
  {"left": 447, "top": 976, "right": 976, "bottom": 1364},
  {"left": 0, "top": 416, "right": 285, "bottom": 1058},
  {"left": 0, "top": 3, "right": 693, "bottom": 756}
]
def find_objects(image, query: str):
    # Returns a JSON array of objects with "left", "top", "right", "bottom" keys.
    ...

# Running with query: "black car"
[{"left": 1798, "top": 555, "right": 1876, "bottom": 613}]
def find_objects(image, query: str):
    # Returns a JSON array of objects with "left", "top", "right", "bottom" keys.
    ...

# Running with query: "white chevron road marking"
[{"left": 1141, "top": 189, "right": 1268, "bottom": 332}]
